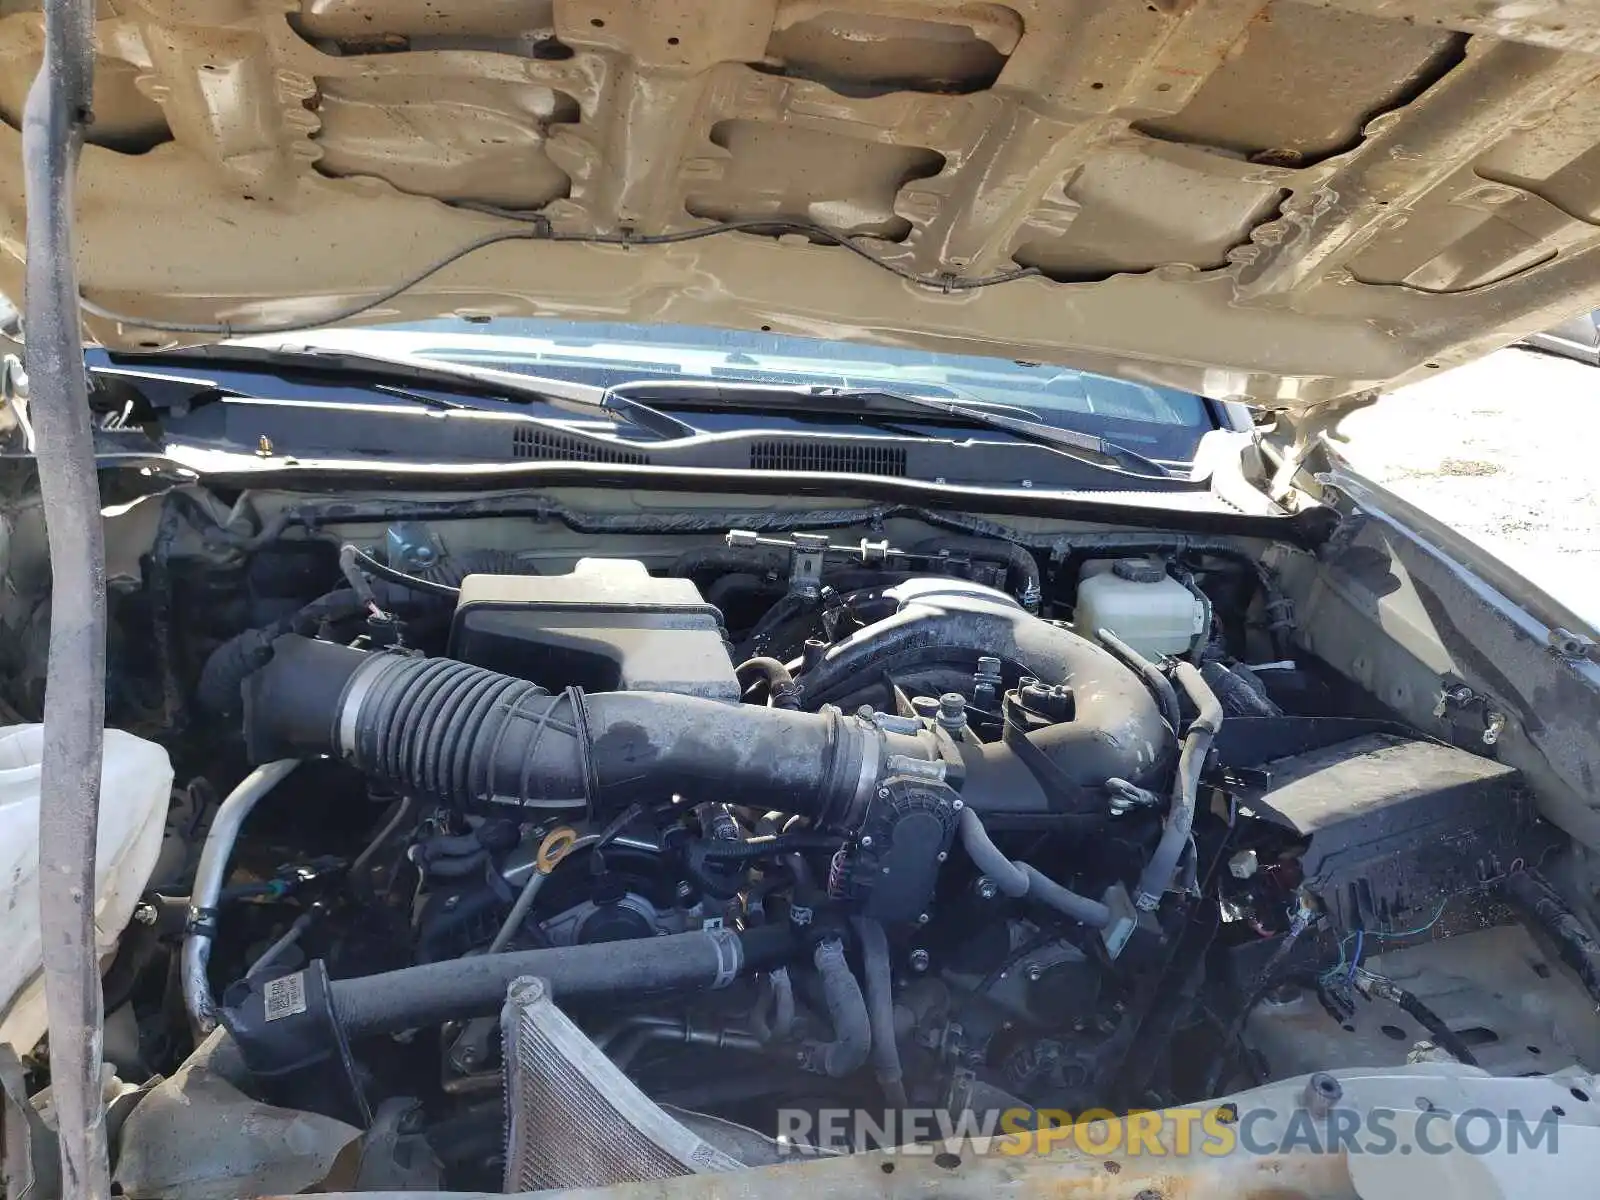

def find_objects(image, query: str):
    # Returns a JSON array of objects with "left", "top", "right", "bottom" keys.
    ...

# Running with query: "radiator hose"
[
  {"left": 325, "top": 925, "right": 797, "bottom": 1037},
  {"left": 219, "top": 924, "right": 804, "bottom": 1122}
]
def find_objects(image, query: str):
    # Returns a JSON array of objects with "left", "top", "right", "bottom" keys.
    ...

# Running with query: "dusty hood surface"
[{"left": 5, "top": 0, "right": 1600, "bottom": 409}]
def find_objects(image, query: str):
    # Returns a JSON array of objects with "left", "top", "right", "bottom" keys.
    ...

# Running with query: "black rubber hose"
[
  {"left": 853, "top": 917, "right": 908, "bottom": 1106},
  {"left": 1096, "top": 628, "right": 1181, "bottom": 734},
  {"left": 908, "top": 536, "right": 1041, "bottom": 610},
  {"left": 1504, "top": 870, "right": 1600, "bottom": 1005},
  {"left": 607, "top": 1019, "right": 767, "bottom": 1071},
  {"left": 956, "top": 807, "right": 1111, "bottom": 928},
  {"left": 803, "top": 937, "right": 871, "bottom": 1078},
  {"left": 243, "top": 635, "right": 905, "bottom": 825},
  {"left": 329, "top": 925, "right": 799, "bottom": 1036},
  {"left": 1357, "top": 973, "right": 1480, "bottom": 1067},
  {"left": 736, "top": 656, "right": 799, "bottom": 708}
]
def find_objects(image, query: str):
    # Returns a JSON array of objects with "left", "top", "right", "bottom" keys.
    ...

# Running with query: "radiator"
[{"left": 500, "top": 975, "right": 745, "bottom": 1192}]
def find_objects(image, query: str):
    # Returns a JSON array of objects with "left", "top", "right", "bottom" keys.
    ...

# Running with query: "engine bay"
[{"left": 9, "top": 487, "right": 1597, "bottom": 1195}]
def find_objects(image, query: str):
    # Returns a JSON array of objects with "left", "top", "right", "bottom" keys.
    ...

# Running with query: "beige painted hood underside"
[{"left": 7, "top": 0, "right": 1600, "bottom": 409}]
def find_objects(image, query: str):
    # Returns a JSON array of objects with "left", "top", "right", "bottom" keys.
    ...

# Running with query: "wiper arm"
[
  {"left": 608, "top": 379, "right": 1172, "bottom": 477},
  {"left": 125, "top": 342, "right": 696, "bottom": 440},
  {"left": 848, "top": 390, "right": 1171, "bottom": 477}
]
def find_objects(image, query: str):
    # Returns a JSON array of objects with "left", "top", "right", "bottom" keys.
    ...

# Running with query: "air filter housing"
[
  {"left": 448, "top": 559, "right": 741, "bottom": 701},
  {"left": 500, "top": 975, "right": 745, "bottom": 1191}
]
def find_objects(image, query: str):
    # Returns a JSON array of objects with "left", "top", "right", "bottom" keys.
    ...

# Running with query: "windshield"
[{"left": 313, "top": 318, "right": 1220, "bottom": 463}]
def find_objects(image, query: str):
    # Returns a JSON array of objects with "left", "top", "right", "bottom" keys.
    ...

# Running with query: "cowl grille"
[
  {"left": 511, "top": 426, "right": 650, "bottom": 464},
  {"left": 750, "top": 439, "right": 906, "bottom": 475}
]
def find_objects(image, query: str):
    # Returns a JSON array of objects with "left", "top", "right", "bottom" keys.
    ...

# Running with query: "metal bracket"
[
  {"left": 1549, "top": 627, "right": 1600, "bottom": 663},
  {"left": 1105, "top": 777, "right": 1162, "bottom": 816},
  {"left": 726, "top": 529, "right": 906, "bottom": 599},
  {"left": 1432, "top": 681, "right": 1507, "bottom": 746},
  {"left": 788, "top": 532, "right": 829, "bottom": 596}
]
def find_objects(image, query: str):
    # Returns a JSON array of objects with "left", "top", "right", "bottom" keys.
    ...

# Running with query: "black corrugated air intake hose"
[
  {"left": 241, "top": 582, "right": 1173, "bottom": 823},
  {"left": 243, "top": 634, "right": 910, "bottom": 827}
]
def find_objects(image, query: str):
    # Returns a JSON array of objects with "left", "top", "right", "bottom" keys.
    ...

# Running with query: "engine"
[
  {"left": 170, "top": 527, "right": 1198, "bottom": 1168},
  {"left": 81, "top": 514, "right": 1554, "bottom": 1194}
]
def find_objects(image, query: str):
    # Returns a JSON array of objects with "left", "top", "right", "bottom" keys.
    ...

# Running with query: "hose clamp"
[
  {"left": 846, "top": 713, "right": 882, "bottom": 826},
  {"left": 186, "top": 905, "right": 219, "bottom": 939},
  {"left": 705, "top": 926, "right": 742, "bottom": 989},
  {"left": 336, "top": 651, "right": 408, "bottom": 758}
]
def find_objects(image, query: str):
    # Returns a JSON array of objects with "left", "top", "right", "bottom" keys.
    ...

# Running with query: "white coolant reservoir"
[
  {"left": 1073, "top": 558, "right": 1208, "bottom": 660},
  {"left": 0, "top": 725, "right": 172, "bottom": 1052}
]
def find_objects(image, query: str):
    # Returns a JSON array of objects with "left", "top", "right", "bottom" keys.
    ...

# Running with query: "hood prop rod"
[{"left": 23, "top": 1, "right": 111, "bottom": 1197}]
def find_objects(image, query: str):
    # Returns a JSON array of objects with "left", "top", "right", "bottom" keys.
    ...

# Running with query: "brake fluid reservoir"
[
  {"left": 1073, "top": 558, "right": 1207, "bottom": 660},
  {"left": 0, "top": 725, "right": 172, "bottom": 1052}
]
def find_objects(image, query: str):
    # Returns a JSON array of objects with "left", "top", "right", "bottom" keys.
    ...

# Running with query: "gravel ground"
[{"left": 1336, "top": 346, "right": 1600, "bottom": 626}]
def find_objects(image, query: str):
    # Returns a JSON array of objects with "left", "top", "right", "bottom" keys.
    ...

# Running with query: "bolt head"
[
  {"left": 1025, "top": 964, "right": 1044, "bottom": 983},
  {"left": 909, "top": 948, "right": 930, "bottom": 972},
  {"left": 859, "top": 835, "right": 873, "bottom": 848},
  {"left": 975, "top": 876, "right": 999, "bottom": 900},
  {"left": 877, "top": 787, "right": 891, "bottom": 800},
  {"left": 917, "top": 912, "right": 931, "bottom": 924}
]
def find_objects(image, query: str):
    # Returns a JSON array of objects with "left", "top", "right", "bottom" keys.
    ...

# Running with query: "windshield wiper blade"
[
  {"left": 845, "top": 390, "right": 1171, "bottom": 477},
  {"left": 608, "top": 379, "right": 1172, "bottom": 477},
  {"left": 124, "top": 342, "right": 697, "bottom": 440}
]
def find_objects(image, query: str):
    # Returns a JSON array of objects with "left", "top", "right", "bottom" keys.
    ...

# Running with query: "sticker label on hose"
[{"left": 263, "top": 971, "right": 308, "bottom": 1022}]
